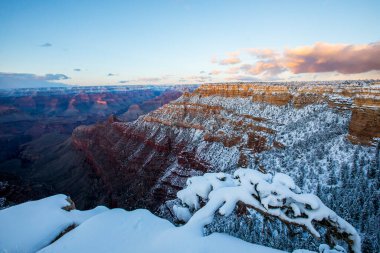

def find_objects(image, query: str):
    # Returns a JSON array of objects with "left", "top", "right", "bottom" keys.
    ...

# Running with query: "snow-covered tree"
[{"left": 173, "top": 168, "right": 361, "bottom": 253}]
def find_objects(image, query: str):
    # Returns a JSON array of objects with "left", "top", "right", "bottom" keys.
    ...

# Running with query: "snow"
[
  {"left": 176, "top": 172, "right": 235, "bottom": 210},
  {"left": 38, "top": 208, "right": 285, "bottom": 253},
  {"left": 272, "top": 173, "right": 297, "bottom": 191},
  {"left": 0, "top": 194, "right": 108, "bottom": 253},
  {"left": 186, "top": 176, "right": 212, "bottom": 199},
  {"left": 318, "top": 244, "right": 346, "bottom": 253},
  {"left": 0, "top": 194, "right": 287, "bottom": 253},
  {"left": 173, "top": 205, "right": 192, "bottom": 222},
  {"left": 177, "top": 187, "right": 201, "bottom": 210}
]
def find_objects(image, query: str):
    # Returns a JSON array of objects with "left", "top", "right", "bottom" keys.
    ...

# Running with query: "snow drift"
[{"left": 0, "top": 194, "right": 108, "bottom": 253}]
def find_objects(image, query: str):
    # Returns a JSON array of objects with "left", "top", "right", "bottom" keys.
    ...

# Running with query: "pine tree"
[
  {"left": 367, "top": 160, "right": 376, "bottom": 179},
  {"left": 327, "top": 158, "right": 337, "bottom": 186},
  {"left": 340, "top": 163, "right": 349, "bottom": 188}
]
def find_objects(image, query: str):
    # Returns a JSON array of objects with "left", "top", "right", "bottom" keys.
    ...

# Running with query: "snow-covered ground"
[
  {"left": 0, "top": 194, "right": 108, "bottom": 253},
  {"left": 0, "top": 194, "right": 284, "bottom": 253},
  {"left": 38, "top": 208, "right": 285, "bottom": 253}
]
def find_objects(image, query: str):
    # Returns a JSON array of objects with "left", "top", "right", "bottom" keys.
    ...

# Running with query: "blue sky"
[{"left": 0, "top": 0, "right": 379, "bottom": 86}]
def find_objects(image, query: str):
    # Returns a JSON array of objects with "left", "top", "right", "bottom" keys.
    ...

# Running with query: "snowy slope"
[
  {"left": 0, "top": 194, "right": 108, "bottom": 253},
  {"left": 38, "top": 208, "right": 285, "bottom": 253},
  {"left": 0, "top": 194, "right": 285, "bottom": 253}
]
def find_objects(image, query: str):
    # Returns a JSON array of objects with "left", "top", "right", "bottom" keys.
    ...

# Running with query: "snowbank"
[
  {"left": 0, "top": 195, "right": 285, "bottom": 253},
  {"left": 38, "top": 208, "right": 285, "bottom": 253},
  {"left": 0, "top": 194, "right": 108, "bottom": 253}
]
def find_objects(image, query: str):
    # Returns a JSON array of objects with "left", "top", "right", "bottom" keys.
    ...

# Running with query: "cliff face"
[
  {"left": 72, "top": 115, "right": 210, "bottom": 209},
  {"left": 192, "top": 83, "right": 380, "bottom": 145},
  {"left": 348, "top": 108, "right": 380, "bottom": 145},
  {"left": 0, "top": 86, "right": 190, "bottom": 209}
]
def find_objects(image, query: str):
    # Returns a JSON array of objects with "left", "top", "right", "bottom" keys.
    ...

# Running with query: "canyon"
[
  {"left": 70, "top": 81, "right": 379, "bottom": 205},
  {"left": 0, "top": 85, "right": 193, "bottom": 207},
  {"left": 1, "top": 81, "right": 379, "bottom": 252},
  {"left": 69, "top": 81, "right": 380, "bottom": 252}
]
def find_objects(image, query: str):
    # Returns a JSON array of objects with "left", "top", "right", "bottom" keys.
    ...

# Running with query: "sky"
[{"left": 0, "top": 0, "right": 380, "bottom": 87}]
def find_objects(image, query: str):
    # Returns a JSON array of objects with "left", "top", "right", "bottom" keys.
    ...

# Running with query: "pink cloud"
[
  {"left": 209, "top": 69, "right": 222, "bottom": 75},
  {"left": 236, "top": 41, "right": 380, "bottom": 78},
  {"left": 215, "top": 51, "right": 241, "bottom": 65},
  {"left": 225, "top": 66, "right": 240, "bottom": 74},
  {"left": 211, "top": 56, "right": 218, "bottom": 64},
  {"left": 220, "top": 58, "right": 241, "bottom": 65},
  {"left": 220, "top": 57, "right": 241, "bottom": 65},
  {"left": 240, "top": 61, "right": 285, "bottom": 77},
  {"left": 185, "top": 75, "right": 212, "bottom": 83},
  {"left": 284, "top": 42, "right": 380, "bottom": 74}
]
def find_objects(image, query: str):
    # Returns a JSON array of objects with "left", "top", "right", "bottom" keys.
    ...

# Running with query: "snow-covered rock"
[{"left": 175, "top": 168, "right": 361, "bottom": 253}]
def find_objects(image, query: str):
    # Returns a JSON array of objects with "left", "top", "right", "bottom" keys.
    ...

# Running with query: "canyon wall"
[
  {"left": 69, "top": 81, "right": 379, "bottom": 251},
  {"left": 70, "top": 81, "right": 379, "bottom": 208}
]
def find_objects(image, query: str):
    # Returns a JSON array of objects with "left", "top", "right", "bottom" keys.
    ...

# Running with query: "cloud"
[
  {"left": 240, "top": 62, "right": 285, "bottom": 77},
  {"left": 220, "top": 57, "right": 241, "bottom": 65},
  {"left": 136, "top": 77, "right": 161, "bottom": 83},
  {"left": 199, "top": 71, "right": 206, "bottom": 74},
  {"left": 218, "top": 51, "right": 241, "bottom": 65},
  {"left": 44, "top": 74, "right": 69, "bottom": 80},
  {"left": 284, "top": 42, "right": 380, "bottom": 74},
  {"left": 73, "top": 68, "right": 81, "bottom": 72},
  {"left": 0, "top": 72, "right": 69, "bottom": 89},
  {"left": 107, "top": 73, "right": 116, "bottom": 76},
  {"left": 212, "top": 52, "right": 241, "bottom": 65},
  {"left": 235, "top": 41, "right": 380, "bottom": 79},
  {"left": 225, "top": 66, "right": 241, "bottom": 75},
  {"left": 185, "top": 75, "right": 212, "bottom": 83},
  {"left": 122, "top": 77, "right": 161, "bottom": 84},
  {"left": 40, "top": 43, "right": 52, "bottom": 47},
  {"left": 209, "top": 70, "right": 222, "bottom": 75}
]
